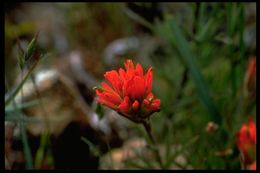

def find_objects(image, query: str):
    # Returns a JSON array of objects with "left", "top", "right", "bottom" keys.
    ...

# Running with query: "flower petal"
[
  {"left": 126, "top": 76, "right": 146, "bottom": 101},
  {"left": 101, "top": 82, "right": 121, "bottom": 98},
  {"left": 95, "top": 97, "right": 117, "bottom": 109},
  {"left": 104, "top": 70, "right": 123, "bottom": 96},
  {"left": 151, "top": 99, "right": 160, "bottom": 111},
  {"left": 132, "top": 100, "right": 139, "bottom": 111},
  {"left": 118, "top": 96, "right": 131, "bottom": 113},
  {"left": 145, "top": 67, "right": 153, "bottom": 95},
  {"left": 119, "top": 68, "right": 126, "bottom": 80},
  {"left": 136, "top": 63, "right": 143, "bottom": 76},
  {"left": 96, "top": 89, "right": 121, "bottom": 106}
]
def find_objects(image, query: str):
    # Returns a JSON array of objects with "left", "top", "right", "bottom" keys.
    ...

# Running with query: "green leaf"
[
  {"left": 226, "top": 3, "right": 238, "bottom": 37},
  {"left": 5, "top": 114, "right": 41, "bottom": 123},
  {"left": 5, "top": 99, "right": 47, "bottom": 113},
  {"left": 35, "top": 131, "right": 50, "bottom": 169},
  {"left": 17, "top": 42, "right": 25, "bottom": 69},
  {"left": 158, "top": 17, "right": 221, "bottom": 124},
  {"left": 19, "top": 114, "right": 34, "bottom": 169},
  {"left": 81, "top": 137, "right": 100, "bottom": 157},
  {"left": 24, "top": 33, "right": 39, "bottom": 62},
  {"left": 5, "top": 57, "right": 41, "bottom": 107},
  {"left": 238, "top": 3, "right": 245, "bottom": 63},
  {"left": 195, "top": 18, "right": 214, "bottom": 42},
  {"left": 95, "top": 102, "right": 105, "bottom": 119},
  {"left": 123, "top": 6, "right": 155, "bottom": 33}
]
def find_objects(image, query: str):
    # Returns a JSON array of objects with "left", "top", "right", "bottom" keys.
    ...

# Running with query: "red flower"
[
  {"left": 95, "top": 59, "right": 160, "bottom": 123},
  {"left": 236, "top": 117, "right": 256, "bottom": 165},
  {"left": 248, "top": 161, "right": 256, "bottom": 170}
]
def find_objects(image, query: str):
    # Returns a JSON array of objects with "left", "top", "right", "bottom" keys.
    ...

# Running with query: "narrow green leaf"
[
  {"left": 17, "top": 42, "right": 25, "bottom": 69},
  {"left": 24, "top": 38, "right": 37, "bottom": 61},
  {"left": 162, "top": 18, "right": 221, "bottom": 124},
  {"left": 5, "top": 99, "right": 47, "bottom": 113},
  {"left": 5, "top": 58, "right": 40, "bottom": 106},
  {"left": 197, "top": 3, "right": 206, "bottom": 33},
  {"left": 81, "top": 137, "right": 100, "bottom": 157},
  {"left": 226, "top": 3, "right": 238, "bottom": 37},
  {"left": 20, "top": 114, "right": 34, "bottom": 169},
  {"left": 5, "top": 79, "right": 34, "bottom": 169},
  {"left": 35, "top": 131, "right": 50, "bottom": 169},
  {"left": 24, "top": 34, "right": 39, "bottom": 62},
  {"left": 195, "top": 18, "right": 214, "bottom": 42},
  {"left": 123, "top": 6, "right": 155, "bottom": 33},
  {"left": 95, "top": 102, "right": 105, "bottom": 119},
  {"left": 226, "top": 4, "right": 232, "bottom": 36},
  {"left": 238, "top": 4, "right": 245, "bottom": 62},
  {"left": 5, "top": 114, "right": 41, "bottom": 123},
  {"left": 124, "top": 159, "right": 149, "bottom": 169}
]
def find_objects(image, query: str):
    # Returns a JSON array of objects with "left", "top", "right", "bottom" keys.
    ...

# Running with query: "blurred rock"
[
  {"left": 100, "top": 138, "right": 191, "bottom": 169},
  {"left": 103, "top": 37, "right": 140, "bottom": 68},
  {"left": 99, "top": 138, "right": 147, "bottom": 169},
  {"left": 5, "top": 67, "right": 134, "bottom": 169}
]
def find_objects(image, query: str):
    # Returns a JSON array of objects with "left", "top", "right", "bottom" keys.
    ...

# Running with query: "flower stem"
[{"left": 141, "top": 120, "right": 163, "bottom": 168}]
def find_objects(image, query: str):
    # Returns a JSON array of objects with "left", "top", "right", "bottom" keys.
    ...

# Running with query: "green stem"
[
  {"left": 141, "top": 120, "right": 163, "bottom": 168},
  {"left": 20, "top": 68, "right": 33, "bottom": 169},
  {"left": 5, "top": 72, "right": 33, "bottom": 169},
  {"left": 105, "top": 137, "right": 114, "bottom": 169},
  {"left": 5, "top": 60, "right": 40, "bottom": 106},
  {"left": 20, "top": 119, "right": 33, "bottom": 169},
  {"left": 5, "top": 74, "right": 33, "bottom": 169}
]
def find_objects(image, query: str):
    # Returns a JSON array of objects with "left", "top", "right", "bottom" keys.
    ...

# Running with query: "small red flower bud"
[{"left": 132, "top": 100, "right": 139, "bottom": 111}]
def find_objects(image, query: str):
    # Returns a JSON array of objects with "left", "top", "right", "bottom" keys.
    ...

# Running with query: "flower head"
[
  {"left": 95, "top": 59, "right": 160, "bottom": 123},
  {"left": 236, "top": 117, "right": 256, "bottom": 165}
]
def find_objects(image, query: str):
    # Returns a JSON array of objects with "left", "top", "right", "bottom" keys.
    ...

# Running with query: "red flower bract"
[
  {"left": 95, "top": 59, "right": 160, "bottom": 123},
  {"left": 244, "top": 57, "right": 256, "bottom": 97},
  {"left": 236, "top": 117, "right": 256, "bottom": 165}
]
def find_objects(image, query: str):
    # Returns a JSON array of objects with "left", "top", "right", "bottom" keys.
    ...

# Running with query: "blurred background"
[{"left": 5, "top": 2, "right": 256, "bottom": 170}]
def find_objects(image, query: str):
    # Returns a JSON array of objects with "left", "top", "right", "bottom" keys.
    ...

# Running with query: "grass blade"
[
  {"left": 5, "top": 113, "right": 41, "bottom": 123},
  {"left": 161, "top": 18, "right": 221, "bottom": 124},
  {"left": 5, "top": 57, "right": 40, "bottom": 107},
  {"left": 5, "top": 99, "right": 47, "bottom": 113}
]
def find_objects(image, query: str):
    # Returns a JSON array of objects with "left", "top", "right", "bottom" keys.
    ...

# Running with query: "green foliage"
[
  {"left": 24, "top": 35, "right": 38, "bottom": 62},
  {"left": 5, "top": 34, "right": 45, "bottom": 169},
  {"left": 95, "top": 102, "right": 105, "bottom": 119},
  {"left": 123, "top": 2, "right": 255, "bottom": 169},
  {"left": 35, "top": 131, "right": 54, "bottom": 169},
  {"left": 81, "top": 137, "right": 101, "bottom": 157},
  {"left": 5, "top": 3, "right": 255, "bottom": 170},
  {"left": 5, "top": 58, "right": 40, "bottom": 106}
]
